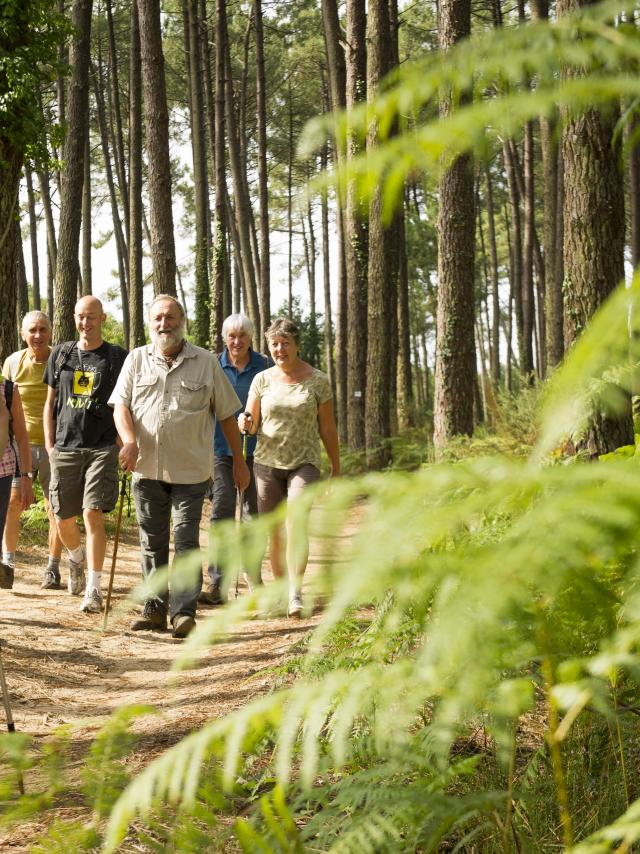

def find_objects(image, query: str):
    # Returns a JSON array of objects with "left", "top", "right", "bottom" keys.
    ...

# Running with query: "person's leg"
[
  {"left": 285, "top": 465, "right": 321, "bottom": 616},
  {"left": 2, "top": 483, "right": 22, "bottom": 562},
  {"left": 37, "top": 445, "right": 63, "bottom": 564},
  {"left": 81, "top": 445, "right": 118, "bottom": 605},
  {"left": 0, "top": 475, "right": 14, "bottom": 588},
  {"left": 131, "top": 478, "right": 171, "bottom": 630},
  {"left": 170, "top": 479, "right": 208, "bottom": 623},
  {"left": 254, "top": 464, "right": 288, "bottom": 582},
  {"left": 48, "top": 447, "right": 87, "bottom": 593},
  {"left": 205, "top": 457, "right": 236, "bottom": 594}
]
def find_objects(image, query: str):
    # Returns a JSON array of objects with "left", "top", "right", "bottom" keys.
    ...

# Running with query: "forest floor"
[{"left": 0, "top": 497, "right": 348, "bottom": 851}]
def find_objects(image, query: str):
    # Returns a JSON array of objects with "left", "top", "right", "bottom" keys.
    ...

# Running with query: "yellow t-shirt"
[
  {"left": 2, "top": 348, "right": 51, "bottom": 445},
  {"left": 251, "top": 367, "right": 333, "bottom": 470}
]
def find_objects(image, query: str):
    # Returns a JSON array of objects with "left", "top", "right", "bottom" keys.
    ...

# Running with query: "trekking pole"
[
  {"left": 103, "top": 473, "right": 128, "bottom": 631},
  {"left": 235, "top": 424, "right": 249, "bottom": 599},
  {"left": 0, "top": 641, "right": 24, "bottom": 795}
]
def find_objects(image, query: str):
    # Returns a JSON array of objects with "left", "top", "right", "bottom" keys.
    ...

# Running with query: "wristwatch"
[{"left": 22, "top": 473, "right": 33, "bottom": 479}]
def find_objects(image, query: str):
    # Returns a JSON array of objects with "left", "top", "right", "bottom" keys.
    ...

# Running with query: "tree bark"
[
  {"left": 106, "top": 0, "right": 130, "bottom": 247},
  {"left": 128, "top": 0, "right": 145, "bottom": 348},
  {"left": 484, "top": 163, "right": 501, "bottom": 383},
  {"left": 345, "top": 0, "right": 368, "bottom": 450},
  {"left": 25, "top": 168, "right": 41, "bottom": 310},
  {"left": 211, "top": 0, "right": 228, "bottom": 353},
  {"left": 81, "top": 130, "right": 92, "bottom": 296},
  {"left": 433, "top": 0, "right": 476, "bottom": 453},
  {"left": 254, "top": 0, "right": 270, "bottom": 339},
  {"left": 137, "top": 0, "right": 177, "bottom": 295},
  {"left": 54, "top": 0, "right": 93, "bottom": 344}
]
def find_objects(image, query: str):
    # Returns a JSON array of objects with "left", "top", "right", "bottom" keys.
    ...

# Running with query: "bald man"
[{"left": 43, "top": 297, "right": 128, "bottom": 613}]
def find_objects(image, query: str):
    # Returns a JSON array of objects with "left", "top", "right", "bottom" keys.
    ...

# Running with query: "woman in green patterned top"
[{"left": 238, "top": 318, "right": 340, "bottom": 617}]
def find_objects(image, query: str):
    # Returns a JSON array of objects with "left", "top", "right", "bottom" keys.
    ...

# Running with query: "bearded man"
[{"left": 109, "top": 294, "right": 250, "bottom": 638}]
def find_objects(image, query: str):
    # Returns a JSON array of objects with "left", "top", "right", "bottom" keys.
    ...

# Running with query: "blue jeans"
[{"left": 133, "top": 477, "right": 209, "bottom": 620}]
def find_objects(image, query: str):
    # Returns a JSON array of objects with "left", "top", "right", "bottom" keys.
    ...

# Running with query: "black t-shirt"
[{"left": 44, "top": 341, "right": 128, "bottom": 449}]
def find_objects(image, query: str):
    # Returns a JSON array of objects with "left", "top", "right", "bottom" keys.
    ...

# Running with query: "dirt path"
[{"left": 0, "top": 499, "right": 340, "bottom": 851}]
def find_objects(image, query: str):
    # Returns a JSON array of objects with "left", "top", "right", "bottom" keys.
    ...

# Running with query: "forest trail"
[{"left": 0, "top": 497, "right": 352, "bottom": 851}]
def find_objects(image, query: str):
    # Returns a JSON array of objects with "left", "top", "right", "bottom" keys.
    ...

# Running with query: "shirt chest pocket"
[
  {"left": 180, "top": 379, "right": 209, "bottom": 412},
  {"left": 132, "top": 374, "right": 159, "bottom": 409}
]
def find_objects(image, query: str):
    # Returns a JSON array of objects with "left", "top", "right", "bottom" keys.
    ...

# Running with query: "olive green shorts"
[{"left": 48, "top": 445, "right": 119, "bottom": 519}]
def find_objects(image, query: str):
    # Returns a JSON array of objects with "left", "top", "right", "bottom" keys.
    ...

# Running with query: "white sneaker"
[
  {"left": 80, "top": 587, "right": 102, "bottom": 613},
  {"left": 68, "top": 549, "right": 86, "bottom": 596},
  {"left": 288, "top": 593, "right": 303, "bottom": 618}
]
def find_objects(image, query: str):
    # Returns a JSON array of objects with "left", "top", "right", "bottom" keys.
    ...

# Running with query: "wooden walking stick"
[
  {"left": 103, "top": 474, "right": 128, "bottom": 631},
  {"left": 0, "top": 641, "right": 24, "bottom": 794}
]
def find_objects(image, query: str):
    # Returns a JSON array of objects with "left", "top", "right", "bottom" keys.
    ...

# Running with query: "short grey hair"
[
  {"left": 147, "top": 294, "right": 185, "bottom": 320},
  {"left": 222, "top": 313, "right": 253, "bottom": 341},
  {"left": 265, "top": 317, "right": 300, "bottom": 346},
  {"left": 21, "top": 310, "right": 51, "bottom": 331}
]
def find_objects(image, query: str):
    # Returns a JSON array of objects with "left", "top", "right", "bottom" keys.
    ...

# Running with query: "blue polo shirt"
[{"left": 214, "top": 348, "right": 272, "bottom": 457}]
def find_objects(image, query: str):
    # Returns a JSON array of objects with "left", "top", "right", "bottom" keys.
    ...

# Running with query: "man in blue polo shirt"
[{"left": 200, "top": 313, "right": 272, "bottom": 604}]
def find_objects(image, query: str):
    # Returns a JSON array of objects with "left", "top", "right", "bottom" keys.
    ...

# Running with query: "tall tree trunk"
[
  {"left": 25, "top": 168, "right": 41, "bottom": 310},
  {"left": 321, "top": 0, "right": 347, "bottom": 437},
  {"left": 320, "top": 147, "right": 336, "bottom": 394},
  {"left": 521, "top": 125, "right": 536, "bottom": 379},
  {"left": 92, "top": 62, "right": 130, "bottom": 341},
  {"left": 17, "top": 224, "right": 29, "bottom": 322},
  {"left": 396, "top": 195, "right": 413, "bottom": 430},
  {"left": 484, "top": 163, "right": 501, "bottom": 383},
  {"left": 184, "top": 0, "right": 210, "bottom": 347},
  {"left": 106, "top": 0, "right": 130, "bottom": 247},
  {"left": 211, "top": 0, "right": 228, "bottom": 353},
  {"left": 54, "top": 0, "right": 93, "bottom": 344},
  {"left": 138, "top": 0, "right": 177, "bottom": 295},
  {"left": 503, "top": 140, "right": 524, "bottom": 380},
  {"left": 225, "top": 34, "right": 260, "bottom": 336},
  {"left": 254, "top": 0, "right": 270, "bottom": 339},
  {"left": 81, "top": 130, "right": 92, "bottom": 296},
  {"left": 345, "top": 0, "right": 368, "bottom": 450},
  {"left": 128, "top": 0, "right": 145, "bottom": 348},
  {"left": 433, "top": 0, "right": 476, "bottom": 453},
  {"left": 365, "top": 0, "right": 394, "bottom": 469},
  {"left": 287, "top": 76, "right": 294, "bottom": 316},
  {"left": 0, "top": 141, "right": 23, "bottom": 361}
]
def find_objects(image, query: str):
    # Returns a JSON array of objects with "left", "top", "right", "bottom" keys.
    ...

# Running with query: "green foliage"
[{"left": 0, "top": 0, "right": 69, "bottom": 159}]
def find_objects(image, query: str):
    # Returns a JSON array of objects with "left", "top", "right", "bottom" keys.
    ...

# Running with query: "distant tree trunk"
[
  {"left": 287, "top": 76, "right": 293, "bottom": 316},
  {"left": 345, "top": 0, "right": 368, "bottom": 450},
  {"left": 254, "top": 0, "right": 270, "bottom": 338},
  {"left": 320, "top": 147, "right": 336, "bottom": 393},
  {"left": 225, "top": 35, "right": 260, "bottom": 336},
  {"left": 92, "top": 61, "right": 130, "bottom": 340},
  {"left": 433, "top": 0, "right": 476, "bottom": 453},
  {"left": 54, "top": 0, "right": 93, "bottom": 344},
  {"left": 211, "top": 0, "right": 228, "bottom": 353},
  {"left": 365, "top": 0, "right": 394, "bottom": 470},
  {"left": 25, "top": 169, "right": 41, "bottom": 310},
  {"left": 106, "top": 0, "right": 129, "bottom": 247},
  {"left": 81, "top": 131, "right": 92, "bottom": 296},
  {"left": 320, "top": 0, "right": 347, "bottom": 438},
  {"left": 521, "top": 125, "right": 536, "bottom": 379},
  {"left": 484, "top": 164, "right": 500, "bottom": 383},
  {"left": 396, "top": 196, "right": 414, "bottom": 429},
  {"left": 138, "top": 0, "right": 177, "bottom": 295},
  {"left": 128, "top": 0, "right": 145, "bottom": 348},
  {"left": 184, "top": 0, "right": 210, "bottom": 347},
  {"left": 628, "top": 107, "right": 640, "bottom": 269},
  {"left": 304, "top": 197, "right": 320, "bottom": 367},
  {"left": 502, "top": 140, "right": 524, "bottom": 379},
  {"left": 17, "top": 225, "right": 29, "bottom": 321}
]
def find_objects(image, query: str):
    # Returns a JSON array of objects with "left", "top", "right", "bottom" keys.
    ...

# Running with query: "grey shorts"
[
  {"left": 11, "top": 444, "right": 52, "bottom": 497},
  {"left": 253, "top": 462, "right": 321, "bottom": 514},
  {"left": 48, "top": 445, "right": 119, "bottom": 519}
]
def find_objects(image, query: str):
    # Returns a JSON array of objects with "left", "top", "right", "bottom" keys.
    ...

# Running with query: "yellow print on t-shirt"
[{"left": 73, "top": 369, "right": 96, "bottom": 396}]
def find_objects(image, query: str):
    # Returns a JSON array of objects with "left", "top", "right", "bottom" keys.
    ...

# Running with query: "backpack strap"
[{"left": 53, "top": 342, "right": 77, "bottom": 387}]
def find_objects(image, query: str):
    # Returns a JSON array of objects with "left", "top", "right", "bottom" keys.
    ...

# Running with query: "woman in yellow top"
[{"left": 238, "top": 317, "right": 340, "bottom": 617}]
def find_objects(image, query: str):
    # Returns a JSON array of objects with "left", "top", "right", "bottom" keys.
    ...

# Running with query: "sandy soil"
[{"left": 0, "top": 498, "right": 342, "bottom": 851}]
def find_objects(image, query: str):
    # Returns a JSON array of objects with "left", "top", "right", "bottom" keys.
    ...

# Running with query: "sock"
[
  {"left": 87, "top": 570, "right": 102, "bottom": 591},
  {"left": 68, "top": 545, "right": 84, "bottom": 564},
  {"left": 47, "top": 556, "right": 61, "bottom": 573},
  {"left": 2, "top": 552, "right": 15, "bottom": 567}
]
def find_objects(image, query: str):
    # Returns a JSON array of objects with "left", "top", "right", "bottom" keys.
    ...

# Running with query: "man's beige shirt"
[{"left": 108, "top": 341, "right": 240, "bottom": 483}]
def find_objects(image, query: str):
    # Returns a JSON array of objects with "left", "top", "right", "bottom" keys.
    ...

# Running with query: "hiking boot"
[
  {"left": 198, "top": 583, "right": 223, "bottom": 606},
  {"left": 288, "top": 593, "right": 303, "bottom": 618},
  {"left": 67, "top": 550, "right": 86, "bottom": 596},
  {"left": 131, "top": 600, "right": 167, "bottom": 632},
  {"left": 41, "top": 568, "right": 61, "bottom": 590},
  {"left": 171, "top": 614, "right": 196, "bottom": 639},
  {"left": 80, "top": 587, "right": 103, "bottom": 613},
  {"left": 0, "top": 563, "right": 14, "bottom": 590}
]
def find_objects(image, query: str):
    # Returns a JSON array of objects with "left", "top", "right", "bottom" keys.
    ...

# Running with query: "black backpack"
[{"left": 3, "top": 380, "right": 20, "bottom": 476}]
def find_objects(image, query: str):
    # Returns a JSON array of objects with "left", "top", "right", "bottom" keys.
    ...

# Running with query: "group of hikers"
[{"left": 0, "top": 295, "right": 340, "bottom": 639}]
